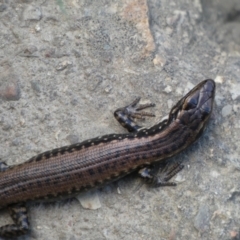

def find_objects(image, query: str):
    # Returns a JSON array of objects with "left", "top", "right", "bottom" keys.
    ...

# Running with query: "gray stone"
[
  {"left": 222, "top": 105, "right": 233, "bottom": 117},
  {"left": 0, "top": 4, "right": 7, "bottom": 12},
  {"left": 230, "top": 83, "right": 240, "bottom": 100},
  {"left": 0, "top": 0, "right": 239, "bottom": 239},
  {"left": 194, "top": 205, "right": 210, "bottom": 233},
  {"left": 23, "top": 5, "right": 42, "bottom": 21},
  {"left": 77, "top": 190, "right": 101, "bottom": 210}
]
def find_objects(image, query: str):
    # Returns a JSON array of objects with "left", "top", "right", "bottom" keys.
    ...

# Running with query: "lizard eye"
[{"left": 183, "top": 92, "right": 199, "bottom": 110}]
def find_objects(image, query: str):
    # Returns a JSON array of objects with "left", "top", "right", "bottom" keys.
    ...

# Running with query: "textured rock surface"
[{"left": 0, "top": 0, "right": 240, "bottom": 239}]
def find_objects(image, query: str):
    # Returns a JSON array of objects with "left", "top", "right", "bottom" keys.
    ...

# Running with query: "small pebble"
[
  {"left": 221, "top": 105, "right": 232, "bottom": 117},
  {"left": 194, "top": 205, "right": 210, "bottom": 233},
  {"left": 163, "top": 85, "right": 172, "bottom": 93},
  {"left": 77, "top": 190, "right": 101, "bottom": 210},
  {"left": 23, "top": 5, "right": 42, "bottom": 21}
]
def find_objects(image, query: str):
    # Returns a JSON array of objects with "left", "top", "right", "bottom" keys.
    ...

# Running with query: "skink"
[{"left": 0, "top": 79, "right": 215, "bottom": 237}]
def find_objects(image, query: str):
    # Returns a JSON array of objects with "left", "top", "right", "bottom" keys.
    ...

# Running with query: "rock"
[
  {"left": 194, "top": 205, "right": 210, "bottom": 233},
  {"left": 76, "top": 190, "right": 101, "bottom": 210},
  {"left": 221, "top": 105, "right": 233, "bottom": 117},
  {"left": 23, "top": 5, "right": 42, "bottom": 21}
]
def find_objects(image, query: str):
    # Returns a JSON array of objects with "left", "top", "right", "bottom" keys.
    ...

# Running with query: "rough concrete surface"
[{"left": 0, "top": 0, "right": 240, "bottom": 239}]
